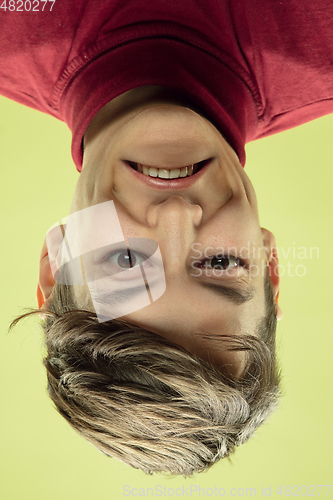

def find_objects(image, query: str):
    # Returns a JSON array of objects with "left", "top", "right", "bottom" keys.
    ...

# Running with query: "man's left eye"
[{"left": 202, "top": 255, "right": 242, "bottom": 270}]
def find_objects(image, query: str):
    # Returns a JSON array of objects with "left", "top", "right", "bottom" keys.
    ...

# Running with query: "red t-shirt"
[{"left": 1, "top": 0, "right": 332, "bottom": 170}]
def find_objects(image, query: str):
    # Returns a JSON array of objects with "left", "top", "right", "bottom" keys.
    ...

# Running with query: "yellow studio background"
[{"left": 0, "top": 95, "right": 332, "bottom": 500}]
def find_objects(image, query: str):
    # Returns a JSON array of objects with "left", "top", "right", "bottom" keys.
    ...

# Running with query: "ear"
[
  {"left": 37, "top": 237, "right": 56, "bottom": 312},
  {"left": 261, "top": 228, "right": 283, "bottom": 321}
]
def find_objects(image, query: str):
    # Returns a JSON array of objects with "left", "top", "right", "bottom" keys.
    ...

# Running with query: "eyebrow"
[{"left": 198, "top": 281, "right": 255, "bottom": 304}]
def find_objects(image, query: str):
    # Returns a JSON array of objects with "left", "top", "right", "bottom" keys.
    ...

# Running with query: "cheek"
[{"left": 110, "top": 200, "right": 149, "bottom": 240}]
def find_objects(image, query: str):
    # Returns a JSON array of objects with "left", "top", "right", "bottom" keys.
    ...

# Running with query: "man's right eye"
[{"left": 103, "top": 249, "right": 149, "bottom": 269}]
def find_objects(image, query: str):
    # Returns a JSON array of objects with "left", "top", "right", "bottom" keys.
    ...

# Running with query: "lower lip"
[{"left": 122, "top": 161, "right": 211, "bottom": 190}]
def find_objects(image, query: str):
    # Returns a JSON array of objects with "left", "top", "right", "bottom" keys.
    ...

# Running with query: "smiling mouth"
[{"left": 126, "top": 160, "right": 210, "bottom": 179}]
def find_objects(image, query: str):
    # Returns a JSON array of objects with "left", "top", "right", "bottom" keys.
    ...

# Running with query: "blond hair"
[{"left": 11, "top": 273, "right": 280, "bottom": 476}]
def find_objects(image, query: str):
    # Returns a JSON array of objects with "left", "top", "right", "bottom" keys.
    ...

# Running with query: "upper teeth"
[{"left": 137, "top": 164, "right": 196, "bottom": 179}]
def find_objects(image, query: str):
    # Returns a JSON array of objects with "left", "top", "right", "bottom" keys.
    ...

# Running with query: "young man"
[
  {"left": 3, "top": 0, "right": 332, "bottom": 475},
  {"left": 38, "top": 85, "right": 282, "bottom": 376}
]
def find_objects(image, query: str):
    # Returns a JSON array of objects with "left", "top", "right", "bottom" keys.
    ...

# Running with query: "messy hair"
[{"left": 11, "top": 272, "right": 280, "bottom": 476}]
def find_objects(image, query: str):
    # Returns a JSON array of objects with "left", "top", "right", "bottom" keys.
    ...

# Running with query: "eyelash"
[
  {"left": 103, "top": 249, "right": 150, "bottom": 268},
  {"left": 103, "top": 250, "right": 247, "bottom": 273},
  {"left": 195, "top": 254, "right": 247, "bottom": 270}
]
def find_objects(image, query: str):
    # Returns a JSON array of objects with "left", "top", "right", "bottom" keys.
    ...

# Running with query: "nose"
[
  {"left": 146, "top": 196, "right": 203, "bottom": 274},
  {"left": 146, "top": 195, "right": 203, "bottom": 228}
]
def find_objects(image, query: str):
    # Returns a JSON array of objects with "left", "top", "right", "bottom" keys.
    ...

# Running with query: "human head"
[
  {"left": 31, "top": 86, "right": 282, "bottom": 474},
  {"left": 38, "top": 85, "right": 282, "bottom": 376}
]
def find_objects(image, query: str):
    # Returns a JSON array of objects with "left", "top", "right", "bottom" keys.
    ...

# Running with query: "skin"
[{"left": 38, "top": 86, "right": 282, "bottom": 377}]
